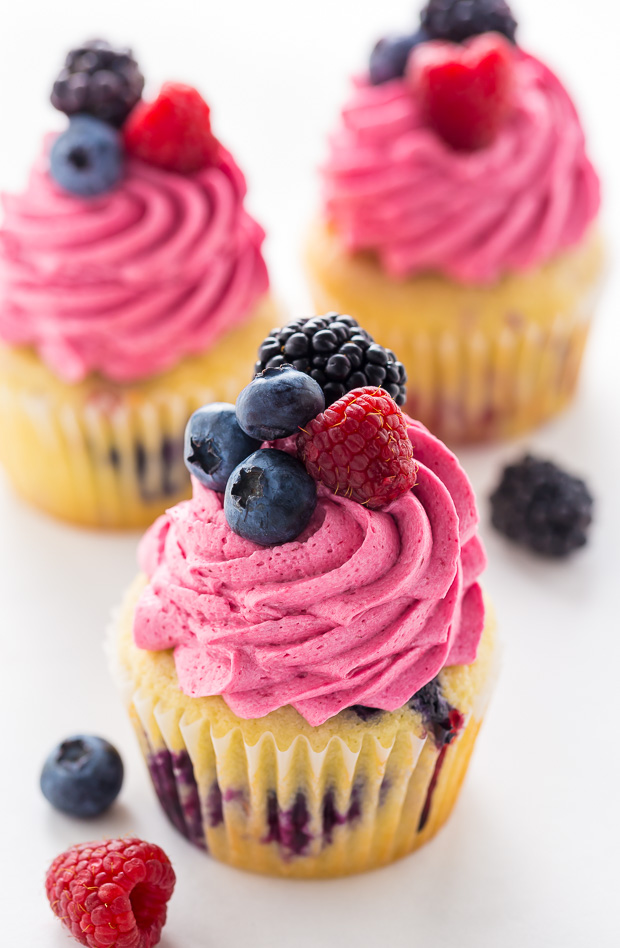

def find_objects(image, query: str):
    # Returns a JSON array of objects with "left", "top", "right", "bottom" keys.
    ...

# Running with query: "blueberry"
[
  {"left": 40, "top": 735, "right": 123, "bottom": 818},
  {"left": 236, "top": 366, "right": 325, "bottom": 441},
  {"left": 224, "top": 449, "right": 317, "bottom": 545},
  {"left": 49, "top": 115, "right": 123, "bottom": 197},
  {"left": 184, "top": 403, "right": 261, "bottom": 492},
  {"left": 369, "top": 29, "right": 429, "bottom": 85}
]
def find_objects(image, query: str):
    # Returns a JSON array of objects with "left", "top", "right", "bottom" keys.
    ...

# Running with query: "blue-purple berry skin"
[
  {"left": 369, "top": 29, "right": 429, "bottom": 85},
  {"left": 49, "top": 115, "right": 123, "bottom": 197},
  {"left": 225, "top": 449, "right": 317, "bottom": 546},
  {"left": 236, "top": 365, "right": 325, "bottom": 441},
  {"left": 184, "top": 403, "right": 261, "bottom": 492},
  {"left": 40, "top": 736, "right": 124, "bottom": 818}
]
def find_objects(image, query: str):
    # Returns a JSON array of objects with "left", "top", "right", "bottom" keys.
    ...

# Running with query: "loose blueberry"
[
  {"left": 224, "top": 449, "right": 317, "bottom": 545},
  {"left": 184, "top": 403, "right": 261, "bottom": 492},
  {"left": 236, "top": 365, "right": 325, "bottom": 441},
  {"left": 40, "top": 735, "right": 124, "bottom": 818},
  {"left": 369, "top": 30, "right": 429, "bottom": 85},
  {"left": 49, "top": 115, "right": 123, "bottom": 197}
]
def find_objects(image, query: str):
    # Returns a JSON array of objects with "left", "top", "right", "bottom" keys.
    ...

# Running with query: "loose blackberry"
[
  {"left": 490, "top": 454, "right": 594, "bottom": 557},
  {"left": 254, "top": 314, "right": 407, "bottom": 408},
  {"left": 51, "top": 39, "right": 145, "bottom": 128},
  {"left": 421, "top": 0, "right": 518, "bottom": 44}
]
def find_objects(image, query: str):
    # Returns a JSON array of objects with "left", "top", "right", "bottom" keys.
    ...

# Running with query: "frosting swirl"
[
  {"left": 0, "top": 143, "right": 269, "bottom": 383},
  {"left": 322, "top": 52, "right": 600, "bottom": 283},
  {"left": 134, "top": 420, "right": 486, "bottom": 726}
]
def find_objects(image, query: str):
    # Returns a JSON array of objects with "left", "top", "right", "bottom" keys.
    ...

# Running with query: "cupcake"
[
  {"left": 0, "top": 40, "right": 275, "bottom": 528},
  {"left": 112, "top": 317, "right": 498, "bottom": 878},
  {"left": 306, "top": 0, "right": 604, "bottom": 443}
]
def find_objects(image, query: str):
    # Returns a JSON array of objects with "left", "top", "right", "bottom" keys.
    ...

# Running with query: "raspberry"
[
  {"left": 421, "top": 0, "right": 518, "bottom": 44},
  {"left": 255, "top": 313, "right": 407, "bottom": 408},
  {"left": 490, "top": 455, "right": 594, "bottom": 557},
  {"left": 45, "top": 837, "right": 175, "bottom": 948},
  {"left": 123, "top": 83, "right": 220, "bottom": 174},
  {"left": 51, "top": 39, "right": 144, "bottom": 128},
  {"left": 297, "top": 387, "right": 417, "bottom": 509},
  {"left": 408, "top": 33, "right": 516, "bottom": 151}
]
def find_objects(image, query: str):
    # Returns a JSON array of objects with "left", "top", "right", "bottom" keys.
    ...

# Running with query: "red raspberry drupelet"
[{"left": 297, "top": 387, "right": 418, "bottom": 508}]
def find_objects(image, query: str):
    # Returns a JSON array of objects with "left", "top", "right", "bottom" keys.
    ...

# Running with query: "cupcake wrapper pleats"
[
  {"left": 0, "top": 296, "right": 276, "bottom": 527},
  {"left": 128, "top": 685, "right": 486, "bottom": 878}
]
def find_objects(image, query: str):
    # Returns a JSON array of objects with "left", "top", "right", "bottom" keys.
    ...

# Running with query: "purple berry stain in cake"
[{"left": 147, "top": 749, "right": 206, "bottom": 849}]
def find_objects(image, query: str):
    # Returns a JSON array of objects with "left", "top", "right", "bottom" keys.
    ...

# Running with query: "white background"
[{"left": 1, "top": 0, "right": 619, "bottom": 944}]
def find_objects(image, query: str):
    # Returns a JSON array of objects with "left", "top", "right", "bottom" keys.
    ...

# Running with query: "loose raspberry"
[
  {"left": 408, "top": 33, "right": 515, "bottom": 150},
  {"left": 123, "top": 82, "right": 219, "bottom": 173},
  {"left": 45, "top": 837, "right": 175, "bottom": 948},
  {"left": 297, "top": 387, "right": 417, "bottom": 509}
]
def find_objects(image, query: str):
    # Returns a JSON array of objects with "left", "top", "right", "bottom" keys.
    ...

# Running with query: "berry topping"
[
  {"left": 40, "top": 735, "right": 124, "bottom": 819},
  {"left": 50, "top": 116, "right": 123, "bottom": 197},
  {"left": 255, "top": 313, "right": 407, "bottom": 408},
  {"left": 408, "top": 33, "right": 516, "bottom": 151},
  {"left": 236, "top": 366, "right": 325, "bottom": 442},
  {"left": 51, "top": 39, "right": 145, "bottom": 128},
  {"left": 225, "top": 449, "right": 317, "bottom": 546},
  {"left": 421, "top": 0, "right": 518, "bottom": 44},
  {"left": 184, "top": 403, "right": 261, "bottom": 492},
  {"left": 297, "top": 387, "right": 417, "bottom": 509},
  {"left": 369, "top": 30, "right": 429, "bottom": 85},
  {"left": 123, "top": 82, "right": 219, "bottom": 174},
  {"left": 490, "top": 455, "right": 594, "bottom": 558},
  {"left": 45, "top": 837, "right": 175, "bottom": 948}
]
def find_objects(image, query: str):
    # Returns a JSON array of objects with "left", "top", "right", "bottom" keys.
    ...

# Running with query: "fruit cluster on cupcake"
[
  {"left": 185, "top": 314, "right": 416, "bottom": 545},
  {"left": 48, "top": 38, "right": 221, "bottom": 196},
  {"left": 369, "top": 0, "right": 519, "bottom": 151}
]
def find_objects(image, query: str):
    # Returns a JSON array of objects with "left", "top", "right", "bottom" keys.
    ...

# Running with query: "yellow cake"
[
  {"left": 0, "top": 299, "right": 276, "bottom": 528},
  {"left": 307, "top": 220, "right": 604, "bottom": 443}
]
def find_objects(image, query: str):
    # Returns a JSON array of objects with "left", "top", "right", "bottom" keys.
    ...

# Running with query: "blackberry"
[
  {"left": 254, "top": 314, "right": 407, "bottom": 408},
  {"left": 51, "top": 39, "right": 144, "bottom": 128},
  {"left": 490, "top": 454, "right": 594, "bottom": 557},
  {"left": 421, "top": 0, "right": 518, "bottom": 44}
]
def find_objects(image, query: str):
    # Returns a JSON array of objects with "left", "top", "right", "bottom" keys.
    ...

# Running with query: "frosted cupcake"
[
  {"left": 306, "top": 0, "right": 603, "bottom": 442},
  {"left": 112, "top": 320, "right": 498, "bottom": 878},
  {"left": 0, "top": 40, "right": 275, "bottom": 528}
]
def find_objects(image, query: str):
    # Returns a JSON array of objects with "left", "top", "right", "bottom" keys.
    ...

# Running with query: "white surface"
[{"left": 1, "top": 0, "right": 619, "bottom": 944}]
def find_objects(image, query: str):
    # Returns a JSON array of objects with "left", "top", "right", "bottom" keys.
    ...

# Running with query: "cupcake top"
[
  {"left": 321, "top": 1, "right": 601, "bottom": 284},
  {"left": 0, "top": 40, "right": 268, "bottom": 384},
  {"left": 133, "top": 316, "right": 486, "bottom": 726}
]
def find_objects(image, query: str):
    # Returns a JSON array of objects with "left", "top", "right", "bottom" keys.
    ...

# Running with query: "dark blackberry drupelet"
[
  {"left": 254, "top": 313, "right": 407, "bottom": 407},
  {"left": 490, "top": 454, "right": 594, "bottom": 557},
  {"left": 421, "top": 0, "right": 518, "bottom": 44},
  {"left": 51, "top": 39, "right": 145, "bottom": 127}
]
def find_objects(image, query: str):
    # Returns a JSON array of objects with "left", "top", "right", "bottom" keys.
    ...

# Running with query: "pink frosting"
[
  {"left": 0, "top": 143, "right": 269, "bottom": 383},
  {"left": 322, "top": 52, "right": 600, "bottom": 283},
  {"left": 133, "top": 420, "right": 486, "bottom": 726}
]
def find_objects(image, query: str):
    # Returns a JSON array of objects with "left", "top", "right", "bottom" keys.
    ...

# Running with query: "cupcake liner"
[
  {"left": 0, "top": 296, "right": 276, "bottom": 527},
  {"left": 113, "top": 579, "right": 498, "bottom": 879},
  {"left": 306, "top": 221, "right": 605, "bottom": 443}
]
